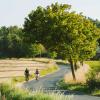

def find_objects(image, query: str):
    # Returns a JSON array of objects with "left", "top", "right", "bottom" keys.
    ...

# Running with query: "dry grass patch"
[
  {"left": 64, "top": 64, "right": 89, "bottom": 83},
  {"left": 0, "top": 58, "right": 57, "bottom": 83}
]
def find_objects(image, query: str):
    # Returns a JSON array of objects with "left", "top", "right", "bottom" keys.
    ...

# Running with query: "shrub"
[
  {"left": 48, "top": 51, "right": 57, "bottom": 59},
  {"left": 86, "top": 62, "right": 100, "bottom": 90},
  {"left": 57, "top": 80, "right": 68, "bottom": 90}
]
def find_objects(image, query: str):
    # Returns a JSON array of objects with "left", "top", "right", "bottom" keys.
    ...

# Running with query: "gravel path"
[{"left": 21, "top": 64, "right": 100, "bottom": 100}]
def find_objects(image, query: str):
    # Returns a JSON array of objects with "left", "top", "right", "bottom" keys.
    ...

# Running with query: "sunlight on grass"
[
  {"left": 92, "top": 89, "right": 100, "bottom": 96},
  {"left": 85, "top": 61, "right": 100, "bottom": 68},
  {"left": 57, "top": 79, "right": 89, "bottom": 93},
  {"left": 0, "top": 83, "right": 73, "bottom": 100}
]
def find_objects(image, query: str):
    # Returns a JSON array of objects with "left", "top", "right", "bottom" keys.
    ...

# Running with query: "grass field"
[{"left": 0, "top": 58, "right": 58, "bottom": 83}]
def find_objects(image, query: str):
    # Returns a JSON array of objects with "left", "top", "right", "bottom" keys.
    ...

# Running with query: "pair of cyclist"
[{"left": 24, "top": 68, "right": 39, "bottom": 81}]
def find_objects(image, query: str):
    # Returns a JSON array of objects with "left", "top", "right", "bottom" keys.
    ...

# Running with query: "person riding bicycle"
[
  {"left": 24, "top": 68, "right": 29, "bottom": 81},
  {"left": 34, "top": 69, "right": 39, "bottom": 80}
]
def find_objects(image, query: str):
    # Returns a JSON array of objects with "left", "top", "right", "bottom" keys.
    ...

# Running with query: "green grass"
[
  {"left": 40, "top": 65, "right": 58, "bottom": 76},
  {"left": 92, "top": 89, "right": 100, "bottom": 96},
  {"left": 57, "top": 61, "right": 100, "bottom": 96},
  {"left": 12, "top": 76, "right": 25, "bottom": 83},
  {"left": 0, "top": 83, "right": 73, "bottom": 100},
  {"left": 85, "top": 61, "right": 100, "bottom": 96},
  {"left": 85, "top": 61, "right": 100, "bottom": 69},
  {"left": 12, "top": 74, "right": 35, "bottom": 83},
  {"left": 57, "top": 80, "right": 89, "bottom": 93},
  {"left": 12, "top": 65, "right": 58, "bottom": 83}
]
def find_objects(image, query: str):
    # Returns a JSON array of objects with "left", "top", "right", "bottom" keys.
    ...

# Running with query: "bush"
[
  {"left": 57, "top": 80, "right": 68, "bottom": 90},
  {"left": 48, "top": 51, "right": 57, "bottom": 59},
  {"left": 86, "top": 61, "right": 100, "bottom": 90}
]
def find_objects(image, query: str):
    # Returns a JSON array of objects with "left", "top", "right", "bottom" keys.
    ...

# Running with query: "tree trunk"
[
  {"left": 80, "top": 61, "right": 84, "bottom": 66},
  {"left": 74, "top": 60, "right": 77, "bottom": 70},
  {"left": 69, "top": 56, "right": 76, "bottom": 80}
]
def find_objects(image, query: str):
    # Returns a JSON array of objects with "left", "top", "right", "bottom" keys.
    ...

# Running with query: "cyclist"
[
  {"left": 34, "top": 69, "right": 39, "bottom": 80},
  {"left": 24, "top": 68, "right": 29, "bottom": 81}
]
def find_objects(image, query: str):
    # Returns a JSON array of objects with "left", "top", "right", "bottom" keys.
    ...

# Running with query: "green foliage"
[
  {"left": 92, "top": 89, "right": 100, "bottom": 96},
  {"left": 24, "top": 4, "right": 99, "bottom": 60},
  {"left": 86, "top": 70, "right": 99, "bottom": 90},
  {"left": 0, "top": 26, "right": 46, "bottom": 58},
  {"left": 23, "top": 2, "right": 100, "bottom": 80},
  {"left": 57, "top": 79, "right": 99, "bottom": 96},
  {"left": 88, "top": 18, "right": 100, "bottom": 28},
  {"left": 86, "top": 61, "right": 100, "bottom": 91},
  {"left": 85, "top": 61, "right": 100, "bottom": 68},
  {"left": 0, "top": 26, "right": 25, "bottom": 57},
  {"left": 85, "top": 61, "right": 100, "bottom": 90},
  {"left": 0, "top": 2, "right": 99, "bottom": 60},
  {"left": 57, "top": 80, "right": 68, "bottom": 90},
  {"left": 57, "top": 80, "right": 89, "bottom": 93},
  {"left": 0, "top": 83, "right": 72, "bottom": 100},
  {"left": 28, "top": 43, "right": 46, "bottom": 57},
  {"left": 88, "top": 18, "right": 100, "bottom": 47},
  {"left": 48, "top": 51, "right": 57, "bottom": 59}
]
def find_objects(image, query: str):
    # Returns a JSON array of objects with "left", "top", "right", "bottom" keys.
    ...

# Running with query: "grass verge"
[
  {"left": 85, "top": 61, "right": 100, "bottom": 96},
  {"left": 57, "top": 61, "right": 100, "bottom": 96},
  {"left": 0, "top": 83, "right": 73, "bottom": 100},
  {"left": 85, "top": 61, "right": 100, "bottom": 69},
  {"left": 57, "top": 79, "right": 89, "bottom": 93}
]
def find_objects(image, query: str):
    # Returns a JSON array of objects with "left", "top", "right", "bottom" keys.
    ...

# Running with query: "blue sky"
[{"left": 0, "top": 0, "right": 99, "bottom": 27}]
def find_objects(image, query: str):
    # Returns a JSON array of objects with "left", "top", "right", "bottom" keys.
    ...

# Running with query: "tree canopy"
[{"left": 23, "top": 3, "right": 100, "bottom": 80}]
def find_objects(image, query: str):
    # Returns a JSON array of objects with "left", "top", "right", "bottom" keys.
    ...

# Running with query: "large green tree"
[{"left": 23, "top": 3, "right": 100, "bottom": 80}]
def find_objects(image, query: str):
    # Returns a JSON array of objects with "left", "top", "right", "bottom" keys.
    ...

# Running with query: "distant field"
[{"left": 0, "top": 59, "right": 50, "bottom": 82}]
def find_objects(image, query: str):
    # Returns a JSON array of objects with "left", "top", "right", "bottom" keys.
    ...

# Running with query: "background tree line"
[{"left": 0, "top": 26, "right": 46, "bottom": 58}]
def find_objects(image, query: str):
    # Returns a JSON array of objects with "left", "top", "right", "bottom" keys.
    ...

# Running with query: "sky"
[{"left": 0, "top": 0, "right": 100, "bottom": 27}]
